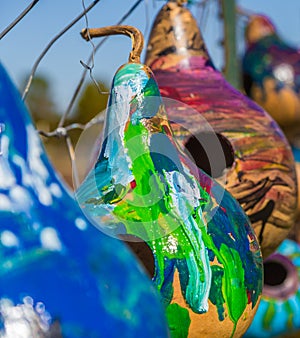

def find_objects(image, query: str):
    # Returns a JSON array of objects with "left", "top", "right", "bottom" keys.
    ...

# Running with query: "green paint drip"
[
  {"left": 194, "top": 209, "right": 247, "bottom": 334},
  {"left": 284, "top": 301, "right": 294, "bottom": 330},
  {"left": 262, "top": 300, "right": 276, "bottom": 330},
  {"left": 114, "top": 113, "right": 250, "bottom": 326},
  {"left": 296, "top": 290, "right": 300, "bottom": 304},
  {"left": 81, "top": 62, "right": 259, "bottom": 332},
  {"left": 219, "top": 244, "right": 247, "bottom": 324},
  {"left": 166, "top": 303, "right": 191, "bottom": 338},
  {"left": 113, "top": 116, "right": 212, "bottom": 311},
  {"left": 209, "top": 265, "right": 225, "bottom": 321}
]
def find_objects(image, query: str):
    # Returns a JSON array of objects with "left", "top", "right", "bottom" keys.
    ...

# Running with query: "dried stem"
[{"left": 81, "top": 25, "right": 144, "bottom": 63}]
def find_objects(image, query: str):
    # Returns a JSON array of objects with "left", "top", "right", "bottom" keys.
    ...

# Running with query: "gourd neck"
[{"left": 145, "top": 1, "right": 212, "bottom": 69}]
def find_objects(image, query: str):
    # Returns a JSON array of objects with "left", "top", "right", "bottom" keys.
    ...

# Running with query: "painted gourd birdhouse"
[
  {"left": 244, "top": 239, "right": 300, "bottom": 338},
  {"left": 242, "top": 14, "right": 300, "bottom": 140},
  {"left": 144, "top": 1, "right": 297, "bottom": 259},
  {"left": 77, "top": 26, "right": 263, "bottom": 338},
  {"left": 0, "top": 61, "right": 169, "bottom": 338}
]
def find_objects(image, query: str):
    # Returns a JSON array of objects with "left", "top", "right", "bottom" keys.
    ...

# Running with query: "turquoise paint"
[{"left": 245, "top": 239, "right": 300, "bottom": 337}]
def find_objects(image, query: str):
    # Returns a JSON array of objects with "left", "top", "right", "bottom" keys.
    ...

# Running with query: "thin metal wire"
[
  {"left": 236, "top": 6, "right": 254, "bottom": 18},
  {"left": 194, "top": 0, "right": 211, "bottom": 24},
  {"left": 144, "top": 0, "right": 150, "bottom": 38},
  {"left": 195, "top": 0, "right": 211, "bottom": 9},
  {"left": 39, "top": 113, "right": 105, "bottom": 138},
  {"left": 59, "top": 0, "right": 143, "bottom": 128},
  {"left": 199, "top": 0, "right": 211, "bottom": 33},
  {"left": 38, "top": 114, "right": 104, "bottom": 188},
  {"left": 66, "top": 135, "right": 80, "bottom": 189},
  {"left": 22, "top": 0, "right": 101, "bottom": 101},
  {"left": 38, "top": 114, "right": 105, "bottom": 188},
  {"left": 80, "top": 0, "right": 107, "bottom": 95},
  {"left": 36, "top": 0, "right": 143, "bottom": 186},
  {"left": 0, "top": 0, "right": 40, "bottom": 40}
]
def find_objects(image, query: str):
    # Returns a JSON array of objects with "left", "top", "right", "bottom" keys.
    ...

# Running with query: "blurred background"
[{"left": 1, "top": 0, "right": 300, "bottom": 187}]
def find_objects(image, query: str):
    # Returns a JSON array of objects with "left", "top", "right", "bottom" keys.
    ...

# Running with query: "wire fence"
[{"left": 0, "top": 0, "right": 250, "bottom": 188}]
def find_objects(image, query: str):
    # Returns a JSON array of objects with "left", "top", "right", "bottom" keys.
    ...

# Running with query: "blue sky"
[{"left": 1, "top": 0, "right": 300, "bottom": 113}]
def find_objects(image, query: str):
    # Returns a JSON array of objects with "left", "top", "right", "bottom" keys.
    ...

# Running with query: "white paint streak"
[
  {"left": 40, "top": 227, "right": 62, "bottom": 251},
  {"left": 164, "top": 170, "right": 201, "bottom": 217},
  {"left": 0, "top": 194, "right": 11, "bottom": 210},
  {"left": 0, "top": 297, "right": 51, "bottom": 337},
  {"left": 26, "top": 125, "right": 48, "bottom": 180},
  {"left": 0, "top": 134, "right": 9, "bottom": 157},
  {"left": 9, "top": 185, "right": 32, "bottom": 210},
  {"left": 25, "top": 125, "right": 53, "bottom": 206},
  {"left": 75, "top": 217, "right": 87, "bottom": 231},
  {"left": 49, "top": 183, "right": 62, "bottom": 198},
  {"left": 37, "top": 187, "right": 52, "bottom": 206},
  {"left": 0, "top": 147, "right": 16, "bottom": 189},
  {"left": 105, "top": 84, "right": 134, "bottom": 186},
  {"left": 1, "top": 231, "right": 19, "bottom": 247}
]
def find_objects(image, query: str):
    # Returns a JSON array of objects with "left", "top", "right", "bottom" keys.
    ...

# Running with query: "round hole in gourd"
[
  {"left": 262, "top": 253, "right": 298, "bottom": 299},
  {"left": 184, "top": 132, "right": 234, "bottom": 178},
  {"left": 264, "top": 260, "right": 287, "bottom": 286},
  {"left": 119, "top": 234, "right": 155, "bottom": 278}
]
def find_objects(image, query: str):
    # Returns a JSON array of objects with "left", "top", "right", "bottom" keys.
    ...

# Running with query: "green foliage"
[
  {"left": 66, "top": 80, "right": 109, "bottom": 146},
  {"left": 22, "top": 74, "right": 59, "bottom": 130},
  {"left": 71, "top": 81, "right": 109, "bottom": 124}
]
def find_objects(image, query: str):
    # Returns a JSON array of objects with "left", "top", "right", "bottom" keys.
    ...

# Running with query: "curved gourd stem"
[{"left": 81, "top": 25, "right": 144, "bottom": 63}]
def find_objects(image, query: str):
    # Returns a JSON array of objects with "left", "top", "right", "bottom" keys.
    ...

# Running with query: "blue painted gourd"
[
  {"left": 0, "top": 61, "right": 169, "bottom": 338},
  {"left": 77, "top": 26, "right": 263, "bottom": 338},
  {"left": 245, "top": 239, "right": 300, "bottom": 338},
  {"left": 242, "top": 14, "right": 300, "bottom": 137}
]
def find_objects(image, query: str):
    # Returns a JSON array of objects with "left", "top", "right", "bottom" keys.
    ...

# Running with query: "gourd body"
[
  {"left": 145, "top": 2, "right": 297, "bottom": 258},
  {"left": 245, "top": 239, "right": 300, "bottom": 338},
  {"left": 77, "top": 62, "right": 263, "bottom": 338},
  {"left": 243, "top": 14, "right": 300, "bottom": 137}
]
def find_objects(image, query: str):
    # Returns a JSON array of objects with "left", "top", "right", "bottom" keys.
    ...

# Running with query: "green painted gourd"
[{"left": 77, "top": 25, "right": 263, "bottom": 338}]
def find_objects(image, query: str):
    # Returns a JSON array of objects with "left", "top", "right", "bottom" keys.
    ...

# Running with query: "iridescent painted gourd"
[
  {"left": 0, "top": 61, "right": 169, "bottom": 338},
  {"left": 245, "top": 239, "right": 300, "bottom": 338},
  {"left": 144, "top": 1, "right": 297, "bottom": 258},
  {"left": 291, "top": 144, "right": 300, "bottom": 233},
  {"left": 77, "top": 59, "right": 263, "bottom": 337},
  {"left": 242, "top": 14, "right": 300, "bottom": 137}
]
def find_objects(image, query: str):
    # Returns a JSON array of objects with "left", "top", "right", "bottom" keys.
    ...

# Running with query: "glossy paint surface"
[
  {"left": 77, "top": 62, "right": 263, "bottom": 337},
  {"left": 243, "top": 15, "right": 300, "bottom": 133},
  {"left": 144, "top": 2, "right": 297, "bottom": 259},
  {"left": 245, "top": 239, "right": 300, "bottom": 338},
  {"left": 0, "top": 62, "right": 169, "bottom": 338}
]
